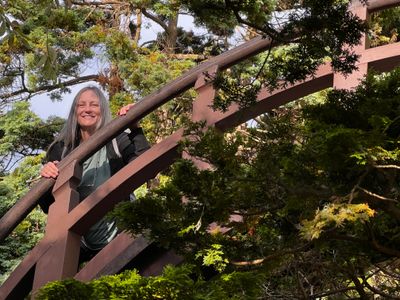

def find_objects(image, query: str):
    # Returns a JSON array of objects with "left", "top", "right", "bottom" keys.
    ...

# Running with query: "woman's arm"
[
  {"left": 117, "top": 128, "right": 151, "bottom": 164},
  {"left": 117, "top": 103, "right": 150, "bottom": 162}
]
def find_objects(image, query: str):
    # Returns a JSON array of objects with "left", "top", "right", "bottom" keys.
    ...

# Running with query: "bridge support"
[{"left": 32, "top": 160, "right": 82, "bottom": 293}]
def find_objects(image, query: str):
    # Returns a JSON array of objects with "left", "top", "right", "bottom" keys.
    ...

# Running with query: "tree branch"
[
  {"left": 71, "top": 0, "right": 129, "bottom": 6},
  {"left": 348, "top": 263, "right": 369, "bottom": 298},
  {"left": 326, "top": 231, "right": 400, "bottom": 258},
  {"left": 364, "top": 277, "right": 400, "bottom": 299},
  {"left": 133, "top": 8, "right": 142, "bottom": 45},
  {"left": 166, "top": 53, "right": 207, "bottom": 61},
  {"left": 357, "top": 186, "right": 398, "bottom": 203},
  {"left": 311, "top": 287, "right": 357, "bottom": 299},
  {"left": 142, "top": 8, "right": 168, "bottom": 33},
  {"left": 374, "top": 260, "right": 400, "bottom": 280},
  {"left": 231, "top": 242, "right": 311, "bottom": 267},
  {"left": 224, "top": 0, "right": 284, "bottom": 41},
  {"left": 0, "top": 74, "right": 99, "bottom": 100},
  {"left": 374, "top": 164, "right": 400, "bottom": 170},
  {"left": 349, "top": 168, "right": 370, "bottom": 203},
  {"left": 370, "top": 237, "right": 400, "bottom": 258}
]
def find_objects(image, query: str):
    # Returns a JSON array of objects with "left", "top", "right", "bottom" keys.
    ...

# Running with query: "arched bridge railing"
[{"left": 1, "top": 0, "right": 400, "bottom": 298}]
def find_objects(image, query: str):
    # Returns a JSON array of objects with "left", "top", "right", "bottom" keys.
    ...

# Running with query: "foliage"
[
  {"left": 109, "top": 67, "right": 400, "bottom": 298},
  {"left": 0, "top": 154, "right": 46, "bottom": 285},
  {"left": 1, "top": 0, "right": 104, "bottom": 95},
  {"left": 370, "top": 7, "right": 400, "bottom": 47},
  {"left": 110, "top": 49, "right": 196, "bottom": 143},
  {"left": 0, "top": 101, "right": 63, "bottom": 172},
  {"left": 0, "top": 100, "right": 59, "bottom": 285},
  {"left": 195, "top": 244, "right": 229, "bottom": 273},
  {"left": 0, "top": 0, "right": 371, "bottom": 149},
  {"left": 300, "top": 203, "right": 375, "bottom": 240},
  {"left": 184, "top": 0, "right": 367, "bottom": 73},
  {"left": 35, "top": 264, "right": 264, "bottom": 300}
]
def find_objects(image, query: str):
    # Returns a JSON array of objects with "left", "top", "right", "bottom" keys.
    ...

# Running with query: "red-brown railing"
[{"left": 1, "top": 1, "right": 400, "bottom": 298}]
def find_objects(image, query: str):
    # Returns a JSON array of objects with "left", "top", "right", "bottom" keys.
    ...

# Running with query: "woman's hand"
[
  {"left": 118, "top": 103, "right": 140, "bottom": 129},
  {"left": 117, "top": 103, "right": 135, "bottom": 116},
  {"left": 40, "top": 161, "right": 59, "bottom": 179}
]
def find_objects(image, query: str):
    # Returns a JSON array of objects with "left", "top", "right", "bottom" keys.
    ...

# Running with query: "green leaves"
[
  {"left": 0, "top": 2, "right": 105, "bottom": 99},
  {"left": 300, "top": 203, "right": 375, "bottom": 240},
  {"left": 195, "top": 244, "right": 229, "bottom": 272},
  {"left": 111, "top": 66, "right": 400, "bottom": 298},
  {"left": 36, "top": 264, "right": 265, "bottom": 299},
  {"left": 351, "top": 146, "right": 400, "bottom": 166},
  {"left": 36, "top": 44, "right": 58, "bottom": 81},
  {"left": 0, "top": 154, "right": 46, "bottom": 285},
  {"left": 0, "top": 101, "right": 63, "bottom": 172}
]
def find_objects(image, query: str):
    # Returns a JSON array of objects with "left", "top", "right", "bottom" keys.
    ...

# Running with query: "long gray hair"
[{"left": 48, "top": 85, "right": 112, "bottom": 159}]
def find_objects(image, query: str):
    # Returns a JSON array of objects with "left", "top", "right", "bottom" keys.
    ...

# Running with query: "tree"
[
  {"left": 0, "top": 154, "right": 46, "bottom": 284},
  {"left": 34, "top": 66, "right": 400, "bottom": 299},
  {"left": 370, "top": 6, "right": 400, "bottom": 46},
  {"left": 108, "top": 67, "right": 400, "bottom": 298},
  {"left": 35, "top": 265, "right": 264, "bottom": 300},
  {"left": 0, "top": 0, "right": 368, "bottom": 145},
  {"left": 0, "top": 101, "right": 63, "bottom": 172}
]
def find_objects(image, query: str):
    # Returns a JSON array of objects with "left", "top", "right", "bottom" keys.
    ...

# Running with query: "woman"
[{"left": 40, "top": 85, "right": 150, "bottom": 261}]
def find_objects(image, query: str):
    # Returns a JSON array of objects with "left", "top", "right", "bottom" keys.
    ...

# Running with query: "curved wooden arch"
[
  {"left": 1, "top": 1, "right": 399, "bottom": 298},
  {"left": 0, "top": 0, "right": 392, "bottom": 243}
]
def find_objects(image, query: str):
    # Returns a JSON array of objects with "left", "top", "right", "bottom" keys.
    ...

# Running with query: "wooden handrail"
[
  {"left": 0, "top": 35, "right": 272, "bottom": 242},
  {"left": 367, "top": 0, "right": 400, "bottom": 12},
  {"left": 0, "top": 0, "right": 393, "bottom": 242},
  {"left": 0, "top": 0, "right": 397, "bottom": 280}
]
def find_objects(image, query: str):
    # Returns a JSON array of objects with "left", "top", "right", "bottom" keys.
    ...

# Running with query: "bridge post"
[
  {"left": 334, "top": 2, "right": 369, "bottom": 90},
  {"left": 32, "top": 160, "right": 82, "bottom": 293},
  {"left": 192, "top": 65, "right": 223, "bottom": 125},
  {"left": 185, "top": 65, "right": 222, "bottom": 170}
]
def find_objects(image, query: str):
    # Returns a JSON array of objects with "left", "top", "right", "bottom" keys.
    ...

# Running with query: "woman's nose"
[{"left": 82, "top": 104, "right": 93, "bottom": 111}]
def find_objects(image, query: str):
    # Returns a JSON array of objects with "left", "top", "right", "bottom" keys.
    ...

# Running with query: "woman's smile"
[{"left": 76, "top": 90, "right": 101, "bottom": 135}]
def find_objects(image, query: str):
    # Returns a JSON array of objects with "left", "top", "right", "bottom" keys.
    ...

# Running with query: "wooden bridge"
[{"left": 1, "top": 0, "right": 400, "bottom": 298}]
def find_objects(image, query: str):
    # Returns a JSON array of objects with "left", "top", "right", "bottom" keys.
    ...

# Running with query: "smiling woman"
[
  {"left": 38, "top": 85, "right": 150, "bottom": 263},
  {"left": 76, "top": 89, "right": 105, "bottom": 140}
]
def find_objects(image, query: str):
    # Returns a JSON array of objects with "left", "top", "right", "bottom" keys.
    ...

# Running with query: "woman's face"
[{"left": 76, "top": 89, "right": 101, "bottom": 133}]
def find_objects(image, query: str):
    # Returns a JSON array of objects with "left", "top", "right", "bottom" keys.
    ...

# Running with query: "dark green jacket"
[{"left": 39, "top": 128, "right": 150, "bottom": 213}]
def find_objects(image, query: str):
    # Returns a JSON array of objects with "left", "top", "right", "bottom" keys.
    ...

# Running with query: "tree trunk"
[
  {"left": 165, "top": 13, "right": 178, "bottom": 54},
  {"left": 134, "top": 8, "right": 142, "bottom": 46}
]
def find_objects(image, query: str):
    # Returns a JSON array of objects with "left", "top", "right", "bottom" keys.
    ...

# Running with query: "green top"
[{"left": 77, "top": 146, "right": 118, "bottom": 251}]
